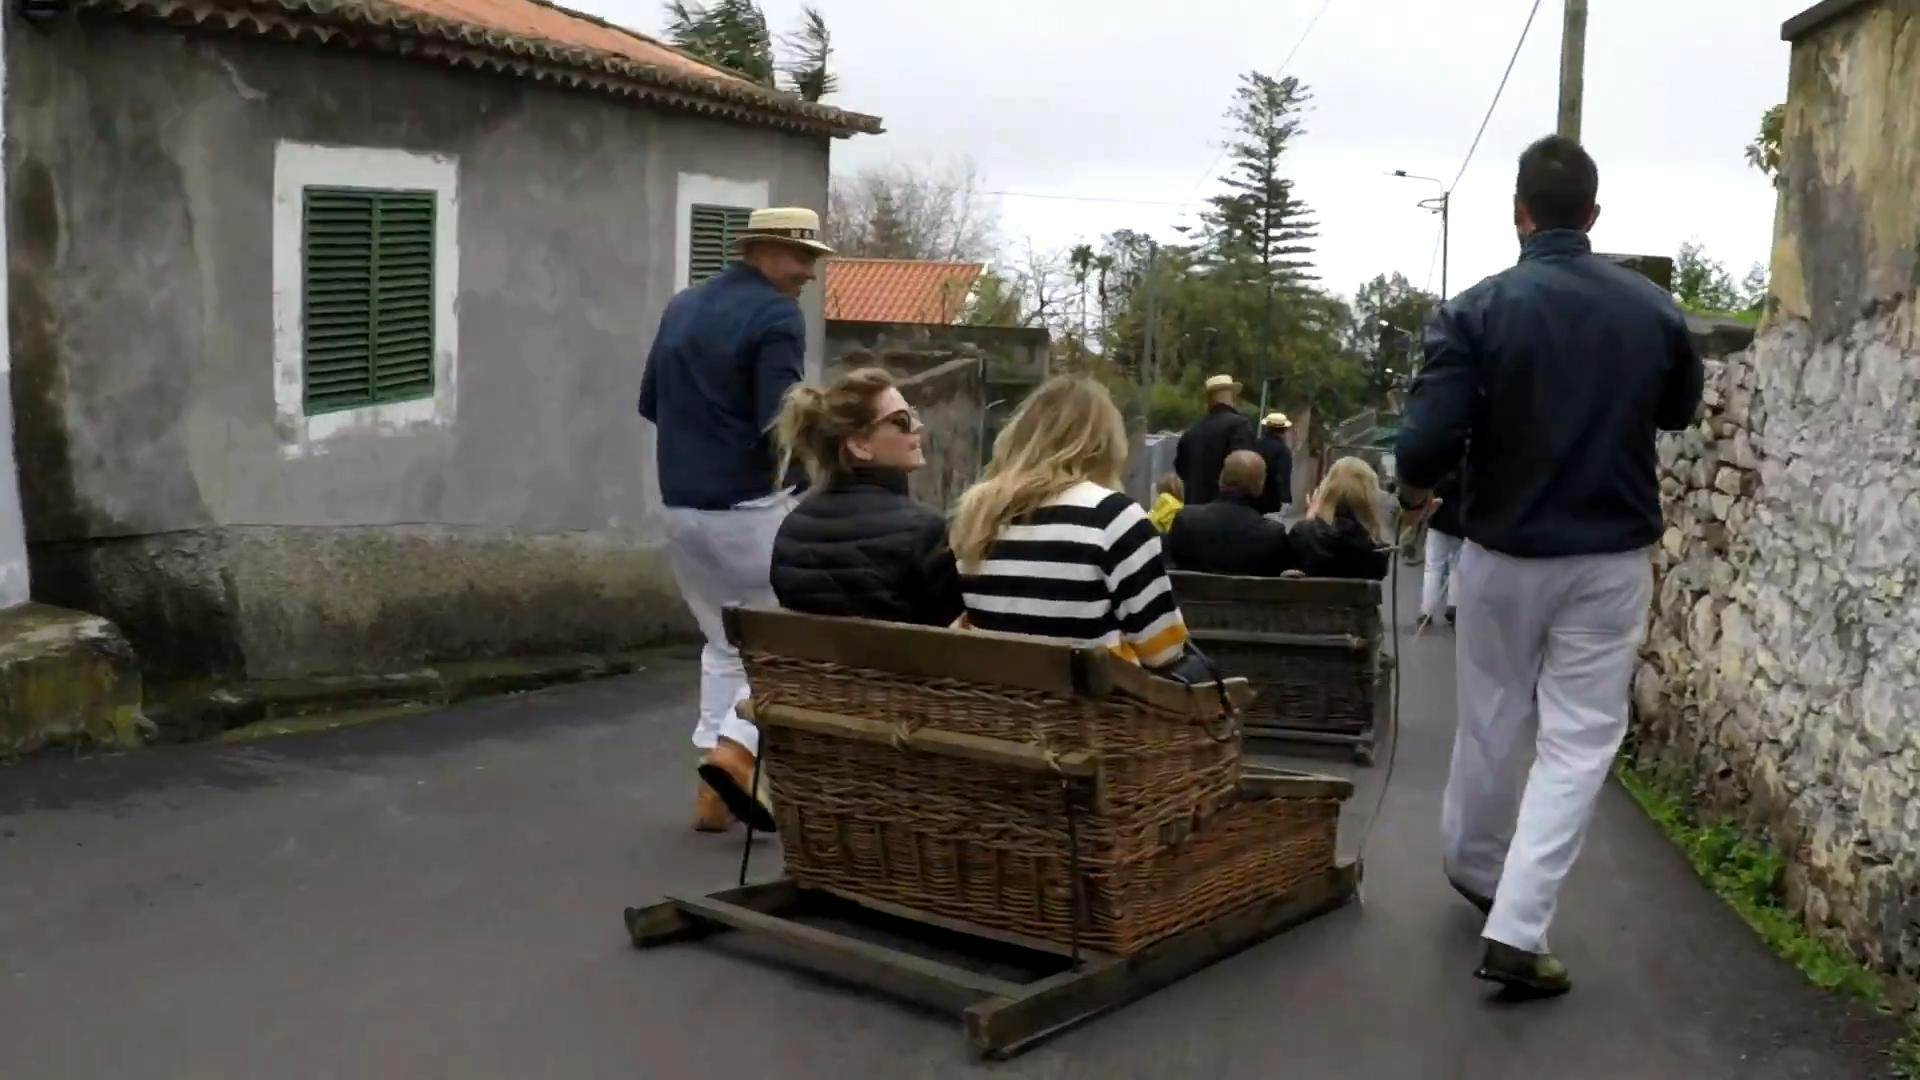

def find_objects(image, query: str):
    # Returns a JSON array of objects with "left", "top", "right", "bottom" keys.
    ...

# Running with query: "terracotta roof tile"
[
  {"left": 824, "top": 259, "right": 984, "bottom": 324},
  {"left": 68, "top": 0, "right": 883, "bottom": 137}
]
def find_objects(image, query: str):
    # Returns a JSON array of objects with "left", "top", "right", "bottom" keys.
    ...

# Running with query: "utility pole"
[
  {"left": 1391, "top": 170, "right": 1450, "bottom": 300},
  {"left": 1140, "top": 242, "right": 1158, "bottom": 430},
  {"left": 1558, "top": 0, "right": 1587, "bottom": 141}
]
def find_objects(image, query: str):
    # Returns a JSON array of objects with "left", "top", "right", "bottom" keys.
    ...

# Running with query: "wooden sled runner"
[{"left": 624, "top": 608, "right": 1358, "bottom": 1057}]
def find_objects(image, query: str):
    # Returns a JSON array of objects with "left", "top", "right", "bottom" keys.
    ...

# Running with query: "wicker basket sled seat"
[
  {"left": 1169, "top": 572, "right": 1388, "bottom": 763},
  {"left": 726, "top": 606, "right": 1350, "bottom": 958}
]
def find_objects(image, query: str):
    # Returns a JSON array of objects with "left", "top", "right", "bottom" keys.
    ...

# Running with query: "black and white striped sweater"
[{"left": 960, "top": 482, "right": 1189, "bottom": 669}]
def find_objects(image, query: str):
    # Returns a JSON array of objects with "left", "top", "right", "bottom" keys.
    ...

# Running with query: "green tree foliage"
[
  {"left": 1348, "top": 273, "right": 1438, "bottom": 393},
  {"left": 778, "top": 6, "right": 836, "bottom": 102},
  {"left": 1083, "top": 73, "right": 1362, "bottom": 436},
  {"left": 1200, "top": 73, "right": 1319, "bottom": 290},
  {"left": 1674, "top": 241, "right": 1766, "bottom": 317},
  {"left": 664, "top": 1, "right": 836, "bottom": 100},
  {"left": 1745, "top": 103, "right": 1785, "bottom": 179}
]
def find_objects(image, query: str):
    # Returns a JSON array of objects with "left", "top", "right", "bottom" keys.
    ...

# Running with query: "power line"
[
  {"left": 1447, "top": 0, "right": 1545, "bottom": 193},
  {"left": 980, "top": 190, "right": 1189, "bottom": 207},
  {"left": 1182, "top": 0, "right": 1337, "bottom": 206}
]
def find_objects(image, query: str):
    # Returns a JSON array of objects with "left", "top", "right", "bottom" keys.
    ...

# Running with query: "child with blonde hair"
[{"left": 1147, "top": 472, "right": 1185, "bottom": 533}]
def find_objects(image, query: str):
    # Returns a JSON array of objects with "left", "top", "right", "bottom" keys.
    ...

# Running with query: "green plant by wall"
[{"left": 1614, "top": 760, "right": 1920, "bottom": 1075}]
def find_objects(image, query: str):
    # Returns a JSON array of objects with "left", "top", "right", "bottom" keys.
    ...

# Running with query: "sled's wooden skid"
[{"left": 623, "top": 862, "right": 1360, "bottom": 1058}]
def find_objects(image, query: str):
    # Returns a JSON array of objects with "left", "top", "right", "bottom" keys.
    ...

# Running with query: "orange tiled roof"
[
  {"left": 65, "top": 0, "right": 883, "bottom": 137},
  {"left": 824, "top": 259, "right": 985, "bottom": 324}
]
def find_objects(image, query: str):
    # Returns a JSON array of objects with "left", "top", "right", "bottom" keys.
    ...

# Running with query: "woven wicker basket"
[
  {"left": 1171, "top": 572, "right": 1384, "bottom": 740},
  {"left": 727, "top": 608, "right": 1346, "bottom": 958}
]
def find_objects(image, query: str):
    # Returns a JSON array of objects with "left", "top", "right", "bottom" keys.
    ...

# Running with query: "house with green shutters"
[{"left": 7, "top": 0, "right": 879, "bottom": 680}]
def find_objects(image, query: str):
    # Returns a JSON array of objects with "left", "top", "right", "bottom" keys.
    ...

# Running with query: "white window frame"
[
  {"left": 272, "top": 141, "right": 459, "bottom": 457},
  {"left": 674, "top": 172, "right": 769, "bottom": 293}
]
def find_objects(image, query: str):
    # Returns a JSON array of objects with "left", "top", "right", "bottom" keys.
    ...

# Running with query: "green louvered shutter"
[
  {"left": 688, "top": 203, "right": 753, "bottom": 286},
  {"left": 301, "top": 187, "right": 436, "bottom": 414}
]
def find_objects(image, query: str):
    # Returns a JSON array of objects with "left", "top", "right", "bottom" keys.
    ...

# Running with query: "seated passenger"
[
  {"left": 768, "top": 366, "right": 964, "bottom": 626},
  {"left": 1290, "top": 457, "right": 1392, "bottom": 580},
  {"left": 1166, "top": 451, "right": 1298, "bottom": 576},
  {"left": 951, "top": 377, "right": 1190, "bottom": 670},
  {"left": 1146, "top": 472, "right": 1185, "bottom": 533}
]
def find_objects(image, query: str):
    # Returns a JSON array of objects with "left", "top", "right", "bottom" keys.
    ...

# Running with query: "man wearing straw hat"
[
  {"left": 639, "top": 206, "right": 833, "bottom": 834},
  {"left": 1173, "top": 374, "right": 1255, "bottom": 506},
  {"left": 1253, "top": 411, "right": 1295, "bottom": 519}
]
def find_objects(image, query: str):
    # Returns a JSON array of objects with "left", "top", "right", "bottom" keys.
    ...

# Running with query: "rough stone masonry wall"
[
  {"left": 1630, "top": 0, "right": 1920, "bottom": 1005},
  {"left": 1634, "top": 314, "right": 1920, "bottom": 1003}
]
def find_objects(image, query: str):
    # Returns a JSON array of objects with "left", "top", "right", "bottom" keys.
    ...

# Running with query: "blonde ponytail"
[{"left": 771, "top": 364, "right": 897, "bottom": 490}]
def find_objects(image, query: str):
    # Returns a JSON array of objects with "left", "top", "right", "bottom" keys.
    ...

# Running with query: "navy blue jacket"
[
  {"left": 1396, "top": 230, "right": 1703, "bottom": 559},
  {"left": 1174, "top": 404, "right": 1256, "bottom": 505},
  {"left": 639, "top": 265, "right": 807, "bottom": 509},
  {"left": 1252, "top": 432, "right": 1293, "bottom": 515}
]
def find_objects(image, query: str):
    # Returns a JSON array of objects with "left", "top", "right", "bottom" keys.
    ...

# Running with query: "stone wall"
[
  {"left": 1630, "top": 0, "right": 1920, "bottom": 1005},
  {"left": 895, "top": 357, "right": 983, "bottom": 513},
  {"left": 1634, "top": 319, "right": 1920, "bottom": 1004}
]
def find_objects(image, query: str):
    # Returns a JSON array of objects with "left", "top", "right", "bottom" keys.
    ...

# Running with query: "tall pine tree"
[{"left": 1202, "top": 72, "right": 1318, "bottom": 291}]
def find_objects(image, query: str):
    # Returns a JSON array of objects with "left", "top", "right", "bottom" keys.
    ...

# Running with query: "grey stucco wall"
[{"left": 9, "top": 18, "right": 833, "bottom": 676}]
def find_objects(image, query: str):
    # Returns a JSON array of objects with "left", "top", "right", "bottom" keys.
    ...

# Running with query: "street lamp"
[{"left": 1390, "top": 169, "right": 1450, "bottom": 301}]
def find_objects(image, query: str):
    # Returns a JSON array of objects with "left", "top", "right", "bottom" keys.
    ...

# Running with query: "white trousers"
[
  {"left": 1441, "top": 541, "right": 1652, "bottom": 953},
  {"left": 663, "top": 493, "right": 794, "bottom": 757},
  {"left": 1421, "top": 529, "right": 1464, "bottom": 619}
]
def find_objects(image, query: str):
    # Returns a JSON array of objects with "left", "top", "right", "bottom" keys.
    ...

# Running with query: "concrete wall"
[
  {"left": 894, "top": 357, "right": 983, "bottom": 513},
  {"left": 1631, "top": 0, "right": 1920, "bottom": 1008},
  {"left": 825, "top": 320, "right": 1050, "bottom": 387},
  {"left": 8, "top": 19, "right": 832, "bottom": 677}
]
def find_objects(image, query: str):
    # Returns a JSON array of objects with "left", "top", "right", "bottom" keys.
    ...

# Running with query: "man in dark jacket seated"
[{"left": 1166, "top": 451, "right": 1298, "bottom": 576}]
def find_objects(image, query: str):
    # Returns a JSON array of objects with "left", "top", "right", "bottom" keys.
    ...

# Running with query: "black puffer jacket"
[
  {"left": 1289, "top": 513, "right": 1390, "bottom": 580},
  {"left": 770, "top": 468, "right": 964, "bottom": 626}
]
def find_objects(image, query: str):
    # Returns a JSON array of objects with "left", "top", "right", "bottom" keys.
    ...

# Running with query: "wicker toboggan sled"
[
  {"left": 624, "top": 607, "right": 1358, "bottom": 1057},
  {"left": 1170, "top": 572, "right": 1389, "bottom": 763}
]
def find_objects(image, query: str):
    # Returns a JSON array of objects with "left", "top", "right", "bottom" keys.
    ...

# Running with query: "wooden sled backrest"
[
  {"left": 1168, "top": 571, "right": 1381, "bottom": 608},
  {"left": 723, "top": 606, "right": 1250, "bottom": 719}
]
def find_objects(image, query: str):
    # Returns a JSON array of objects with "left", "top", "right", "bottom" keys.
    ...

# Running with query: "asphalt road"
[{"left": 0, "top": 574, "right": 1902, "bottom": 1078}]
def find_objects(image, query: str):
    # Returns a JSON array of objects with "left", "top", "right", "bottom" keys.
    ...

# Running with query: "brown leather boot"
[
  {"left": 698, "top": 737, "right": 775, "bottom": 832},
  {"left": 692, "top": 783, "right": 732, "bottom": 832},
  {"left": 1475, "top": 940, "right": 1571, "bottom": 998}
]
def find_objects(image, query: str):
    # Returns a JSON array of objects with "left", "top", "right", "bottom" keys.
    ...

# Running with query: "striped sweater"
[{"left": 960, "top": 481, "right": 1189, "bottom": 668}]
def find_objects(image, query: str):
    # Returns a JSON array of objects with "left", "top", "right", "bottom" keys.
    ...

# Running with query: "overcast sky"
[{"left": 583, "top": 0, "right": 1803, "bottom": 302}]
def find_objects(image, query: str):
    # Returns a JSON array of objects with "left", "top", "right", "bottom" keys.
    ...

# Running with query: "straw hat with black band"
[{"left": 733, "top": 207, "right": 835, "bottom": 256}]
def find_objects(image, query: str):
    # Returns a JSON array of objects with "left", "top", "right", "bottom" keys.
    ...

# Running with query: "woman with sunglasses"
[{"left": 767, "top": 365, "right": 965, "bottom": 627}]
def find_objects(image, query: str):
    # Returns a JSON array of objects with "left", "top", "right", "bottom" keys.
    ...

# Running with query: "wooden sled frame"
[{"left": 624, "top": 859, "right": 1359, "bottom": 1058}]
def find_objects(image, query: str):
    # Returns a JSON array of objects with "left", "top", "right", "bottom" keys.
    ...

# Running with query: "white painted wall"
[
  {"left": 672, "top": 171, "right": 768, "bottom": 294},
  {"left": 0, "top": 14, "right": 27, "bottom": 608},
  {"left": 271, "top": 141, "right": 461, "bottom": 459}
]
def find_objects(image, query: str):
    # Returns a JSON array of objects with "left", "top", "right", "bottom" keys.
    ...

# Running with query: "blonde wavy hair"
[
  {"left": 1310, "top": 457, "right": 1388, "bottom": 543},
  {"left": 950, "top": 377, "right": 1129, "bottom": 570}
]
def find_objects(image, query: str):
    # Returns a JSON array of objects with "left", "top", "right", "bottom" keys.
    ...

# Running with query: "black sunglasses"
[{"left": 872, "top": 407, "right": 925, "bottom": 435}]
